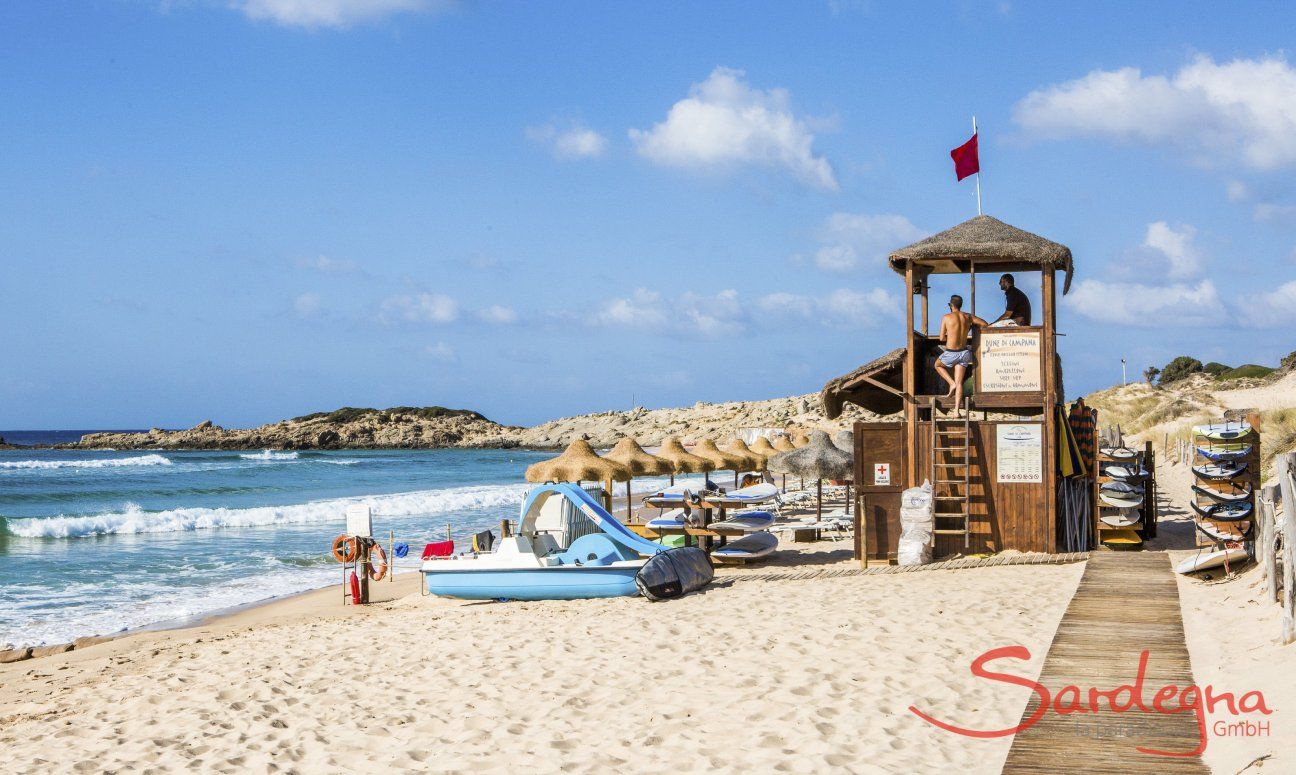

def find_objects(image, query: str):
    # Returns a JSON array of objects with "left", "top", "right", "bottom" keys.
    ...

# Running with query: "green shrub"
[
  {"left": 1159, "top": 356, "right": 1203, "bottom": 384},
  {"left": 1281, "top": 351, "right": 1296, "bottom": 372},
  {"left": 1203, "top": 362, "right": 1231, "bottom": 376},
  {"left": 1219, "top": 364, "right": 1276, "bottom": 380}
]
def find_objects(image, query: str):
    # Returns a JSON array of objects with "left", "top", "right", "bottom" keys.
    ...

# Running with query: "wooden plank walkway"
[{"left": 1002, "top": 551, "right": 1208, "bottom": 773}]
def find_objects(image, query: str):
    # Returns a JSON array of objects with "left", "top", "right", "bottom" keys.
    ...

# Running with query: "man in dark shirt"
[{"left": 993, "top": 273, "right": 1031, "bottom": 326}]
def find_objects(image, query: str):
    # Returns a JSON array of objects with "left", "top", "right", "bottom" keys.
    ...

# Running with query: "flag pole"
[{"left": 973, "top": 115, "right": 982, "bottom": 216}]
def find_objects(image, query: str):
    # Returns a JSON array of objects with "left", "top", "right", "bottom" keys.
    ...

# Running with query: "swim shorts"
[{"left": 938, "top": 348, "right": 975, "bottom": 368}]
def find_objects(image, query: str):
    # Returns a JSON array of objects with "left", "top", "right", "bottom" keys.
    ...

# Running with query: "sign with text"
[
  {"left": 978, "top": 330, "right": 1042, "bottom": 393},
  {"left": 996, "top": 424, "right": 1043, "bottom": 483},
  {"left": 873, "top": 463, "right": 891, "bottom": 486}
]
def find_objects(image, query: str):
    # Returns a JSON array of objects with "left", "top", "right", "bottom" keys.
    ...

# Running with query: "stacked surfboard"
[
  {"left": 1178, "top": 420, "right": 1257, "bottom": 575},
  {"left": 1096, "top": 445, "right": 1153, "bottom": 548},
  {"left": 709, "top": 510, "right": 779, "bottom": 563}
]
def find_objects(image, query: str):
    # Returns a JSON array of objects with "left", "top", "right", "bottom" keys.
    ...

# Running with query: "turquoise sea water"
[{"left": 0, "top": 446, "right": 698, "bottom": 648}]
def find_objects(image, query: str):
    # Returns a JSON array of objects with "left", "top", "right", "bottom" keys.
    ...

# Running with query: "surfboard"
[
  {"left": 1100, "top": 447, "right": 1138, "bottom": 460},
  {"left": 1176, "top": 546, "right": 1249, "bottom": 575},
  {"left": 711, "top": 531, "right": 778, "bottom": 562},
  {"left": 1099, "top": 508, "right": 1141, "bottom": 528},
  {"left": 1195, "top": 519, "right": 1252, "bottom": 543},
  {"left": 707, "top": 510, "right": 776, "bottom": 532},
  {"left": 1190, "top": 500, "right": 1254, "bottom": 522},
  {"left": 1192, "top": 462, "right": 1247, "bottom": 481},
  {"left": 1196, "top": 444, "right": 1253, "bottom": 462},
  {"left": 1193, "top": 422, "right": 1253, "bottom": 441},
  {"left": 1100, "top": 528, "right": 1142, "bottom": 547},
  {"left": 1100, "top": 481, "right": 1144, "bottom": 508},
  {"left": 1191, "top": 483, "right": 1253, "bottom": 502},
  {"left": 1101, "top": 463, "right": 1149, "bottom": 481}
]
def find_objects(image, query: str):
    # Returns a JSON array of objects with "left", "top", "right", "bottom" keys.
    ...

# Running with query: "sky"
[{"left": 3, "top": 1, "right": 1296, "bottom": 429}]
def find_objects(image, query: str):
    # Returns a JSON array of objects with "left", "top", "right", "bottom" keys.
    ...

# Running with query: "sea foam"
[
  {"left": 239, "top": 450, "right": 300, "bottom": 461},
  {"left": 4, "top": 482, "right": 532, "bottom": 539},
  {"left": 0, "top": 454, "right": 174, "bottom": 470}
]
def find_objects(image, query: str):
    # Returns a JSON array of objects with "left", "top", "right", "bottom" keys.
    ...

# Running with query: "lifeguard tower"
[{"left": 821, "top": 215, "right": 1075, "bottom": 562}]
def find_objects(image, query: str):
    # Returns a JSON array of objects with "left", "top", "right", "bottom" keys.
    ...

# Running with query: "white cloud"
[
  {"left": 758, "top": 287, "right": 900, "bottom": 328},
  {"left": 1240, "top": 280, "right": 1296, "bottom": 327},
  {"left": 1066, "top": 279, "right": 1224, "bottom": 326},
  {"left": 476, "top": 305, "right": 518, "bottom": 324},
  {"left": 234, "top": 0, "right": 436, "bottom": 29},
  {"left": 379, "top": 293, "right": 459, "bottom": 324},
  {"left": 425, "top": 341, "right": 456, "bottom": 361},
  {"left": 1254, "top": 202, "right": 1296, "bottom": 223},
  {"left": 629, "top": 67, "right": 838, "bottom": 190},
  {"left": 1014, "top": 55, "right": 1296, "bottom": 170},
  {"left": 808, "top": 212, "right": 925, "bottom": 272},
  {"left": 1142, "top": 221, "right": 1202, "bottom": 279},
  {"left": 295, "top": 255, "right": 358, "bottom": 273},
  {"left": 1225, "top": 180, "right": 1250, "bottom": 202},
  {"left": 590, "top": 288, "right": 744, "bottom": 338},
  {"left": 526, "top": 122, "right": 608, "bottom": 160},
  {"left": 294, "top": 292, "right": 322, "bottom": 318}
]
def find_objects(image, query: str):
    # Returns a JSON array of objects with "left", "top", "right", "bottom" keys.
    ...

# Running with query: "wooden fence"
[{"left": 1256, "top": 452, "right": 1296, "bottom": 644}]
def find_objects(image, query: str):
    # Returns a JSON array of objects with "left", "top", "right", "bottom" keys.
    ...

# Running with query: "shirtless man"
[{"left": 935, "top": 294, "right": 988, "bottom": 415}]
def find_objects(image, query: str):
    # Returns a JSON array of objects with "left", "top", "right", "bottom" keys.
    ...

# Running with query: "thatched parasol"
[
  {"left": 693, "top": 440, "right": 744, "bottom": 479},
  {"left": 767, "top": 431, "right": 853, "bottom": 518},
  {"left": 834, "top": 430, "right": 853, "bottom": 454},
  {"left": 656, "top": 437, "right": 708, "bottom": 485},
  {"left": 791, "top": 431, "right": 811, "bottom": 448},
  {"left": 771, "top": 435, "right": 796, "bottom": 452},
  {"left": 749, "top": 436, "right": 779, "bottom": 459},
  {"left": 526, "top": 440, "right": 631, "bottom": 485},
  {"left": 719, "top": 438, "right": 764, "bottom": 487},
  {"left": 604, "top": 438, "right": 673, "bottom": 519}
]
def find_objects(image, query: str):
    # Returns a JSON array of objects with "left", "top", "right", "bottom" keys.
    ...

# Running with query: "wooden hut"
[{"left": 821, "top": 215, "right": 1074, "bottom": 564}]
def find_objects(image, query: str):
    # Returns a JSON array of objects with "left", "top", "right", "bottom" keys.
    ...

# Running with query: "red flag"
[{"left": 950, "top": 133, "right": 979, "bottom": 181}]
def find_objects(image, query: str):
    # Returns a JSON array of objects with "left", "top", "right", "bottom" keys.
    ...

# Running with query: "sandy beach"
[{"left": 0, "top": 547, "right": 1082, "bottom": 774}]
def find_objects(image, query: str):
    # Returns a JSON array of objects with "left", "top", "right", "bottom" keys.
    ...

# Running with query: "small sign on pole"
[{"left": 346, "top": 504, "right": 372, "bottom": 538}]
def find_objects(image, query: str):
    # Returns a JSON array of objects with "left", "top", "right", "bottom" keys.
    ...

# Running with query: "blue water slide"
[{"left": 521, "top": 483, "right": 666, "bottom": 557}]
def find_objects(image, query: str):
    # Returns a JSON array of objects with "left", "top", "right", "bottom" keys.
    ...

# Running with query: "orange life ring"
[
  {"left": 332, "top": 535, "right": 360, "bottom": 563},
  {"left": 366, "top": 541, "right": 388, "bottom": 581}
]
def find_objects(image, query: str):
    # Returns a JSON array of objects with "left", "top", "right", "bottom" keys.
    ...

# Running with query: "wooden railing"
[{"left": 1256, "top": 452, "right": 1296, "bottom": 644}]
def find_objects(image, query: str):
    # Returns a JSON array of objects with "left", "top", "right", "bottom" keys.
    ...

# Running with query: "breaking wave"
[
  {"left": 4, "top": 482, "right": 532, "bottom": 539},
  {"left": 0, "top": 454, "right": 174, "bottom": 471},
  {"left": 239, "top": 450, "right": 300, "bottom": 461}
]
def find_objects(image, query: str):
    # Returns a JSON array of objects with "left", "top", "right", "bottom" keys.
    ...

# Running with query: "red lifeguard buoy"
[
  {"left": 366, "top": 541, "right": 388, "bottom": 581},
  {"left": 332, "top": 535, "right": 360, "bottom": 563}
]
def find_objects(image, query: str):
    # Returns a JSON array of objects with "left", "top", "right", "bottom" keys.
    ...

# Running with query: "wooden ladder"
[{"left": 929, "top": 397, "right": 971, "bottom": 550}]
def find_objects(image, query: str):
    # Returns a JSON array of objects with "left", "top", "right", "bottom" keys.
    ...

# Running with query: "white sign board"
[
  {"left": 996, "top": 424, "right": 1043, "bottom": 483},
  {"left": 979, "top": 330, "right": 1042, "bottom": 393},
  {"left": 873, "top": 463, "right": 891, "bottom": 486},
  {"left": 346, "top": 504, "right": 372, "bottom": 538}
]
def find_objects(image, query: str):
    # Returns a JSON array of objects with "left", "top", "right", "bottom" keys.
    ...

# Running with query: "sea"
[{"left": 0, "top": 434, "right": 701, "bottom": 648}]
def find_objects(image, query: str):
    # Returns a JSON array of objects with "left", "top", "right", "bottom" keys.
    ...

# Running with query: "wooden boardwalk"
[{"left": 1002, "top": 551, "right": 1208, "bottom": 773}]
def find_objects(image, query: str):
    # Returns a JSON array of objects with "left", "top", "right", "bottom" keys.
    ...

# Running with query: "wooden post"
[
  {"left": 920, "top": 276, "right": 929, "bottom": 336},
  {"left": 359, "top": 540, "right": 370, "bottom": 604},
  {"left": 858, "top": 491, "right": 868, "bottom": 569},
  {"left": 904, "top": 262, "right": 917, "bottom": 488},
  {"left": 389, "top": 530, "right": 395, "bottom": 583},
  {"left": 626, "top": 479, "right": 633, "bottom": 521},
  {"left": 1277, "top": 454, "right": 1296, "bottom": 644},
  {"left": 816, "top": 478, "right": 823, "bottom": 519},
  {"left": 1041, "top": 266, "right": 1058, "bottom": 552},
  {"left": 1260, "top": 484, "right": 1279, "bottom": 604}
]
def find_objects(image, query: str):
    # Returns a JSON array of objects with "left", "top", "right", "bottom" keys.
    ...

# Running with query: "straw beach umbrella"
[
  {"left": 525, "top": 440, "right": 631, "bottom": 512},
  {"left": 749, "top": 436, "right": 779, "bottom": 460},
  {"left": 768, "top": 431, "right": 853, "bottom": 519},
  {"left": 604, "top": 438, "right": 673, "bottom": 519},
  {"left": 720, "top": 438, "right": 764, "bottom": 487},
  {"left": 656, "top": 438, "right": 708, "bottom": 486},
  {"left": 693, "top": 440, "right": 744, "bottom": 488}
]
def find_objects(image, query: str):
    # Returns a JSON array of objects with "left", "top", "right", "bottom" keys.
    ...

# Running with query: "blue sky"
[{"left": 3, "top": 1, "right": 1295, "bottom": 428}]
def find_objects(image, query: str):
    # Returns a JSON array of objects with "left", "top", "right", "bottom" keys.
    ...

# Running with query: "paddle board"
[
  {"left": 1100, "top": 481, "right": 1144, "bottom": 508},
  {"left": 1193, "top": 422, "right": 1253, "bottom": 441},
  {"left": 1191, "top": 500, "right": 1254, "bottom": 522},
  {"left": 708, "top": 510, "right": 776, "bottom": 532},
  {"left": 1101, "top": 528, "right": 1142, "bottom": 548},
  {"left": 1100, "top": 508, "right": 1141, "bottom": 528},
  {"left": 1100, "top": 447, "right": 1138, "bottom": 460},
  {"left": 1196, "top": 444, "right": 1252, "bottom": 462},
  {"left": 711, "top": 531, "right": 779, "bottom": 562},
  {"left": 1195, "top": 519, "right": 1252, "bottom": 543},
  {"left": 1192, "top": 462, "right": 1247, "bottom": 481},
  {"left": 1176, "top": 546, "right": 1249, "bottom": 575},
  {"left": 1191, "top": 483, "right": 1253, "bottom": 502},
  {"left": 1101, "top": 463, "right": 1149, "bottom": 481}
]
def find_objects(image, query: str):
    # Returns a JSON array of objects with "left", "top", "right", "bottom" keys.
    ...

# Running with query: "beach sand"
[{"left": 0, "top": 545, "right": 1083, "bottom": 773}]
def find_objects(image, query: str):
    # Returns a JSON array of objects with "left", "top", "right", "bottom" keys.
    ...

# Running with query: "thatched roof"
[
  {"left": 749, "top": 436, "right": 779, "bottom": 459},
  {"left": 791, "top": 431, "right": 811, "bottom": 448},
  {"left": 820, "top": 347, "right": 906, "bottom": 419},
  {"left": 768, "top": 431, "right": 853, "bottom": 480},
  {"left": 525, "top": 440, "right": 631, "bottom": 483},
  {"left": 720, "top": 439, "right": 765, "bottom": 471},
  {"left": 889, "top": 215, "right": 1073, "bottom": 294},
  {"left": 834, "top": 430, "right": 853, "bottom": 454},
  {"left": 693, "top": 440, "right": 745, "bottom": 472},
  {"left": 604, "top": 438, "right": 673, "bottom": 477},
  {"left": 771, "top": 435, "right": 796, "bottom": 453},
  {"left": 656, "top": 438, "right": 708, "bottom": 474}
]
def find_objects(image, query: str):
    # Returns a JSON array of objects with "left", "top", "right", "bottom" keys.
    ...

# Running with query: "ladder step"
[
  {"left": 934, "top": 447, "right": 968, "bottom": 452},
  {"left": 933, "top": 463, "right": 964, "bottom": 468},
  {"left": 933, "top": 529, "right": 969, "bottom": 535},
  {"left": 935, "top": 479, "right": 964, "bottom": 484},
  {"left": 934, "top": 495, "right": 965, "bottom": 500}
]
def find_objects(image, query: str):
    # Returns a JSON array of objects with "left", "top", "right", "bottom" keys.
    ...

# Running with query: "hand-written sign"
[
  {"left": 979, "top": 330, "right": 1042, "bottom": 393},
  {"left": 996, "top": 424, "right": 1043, "bottom": 483}
]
